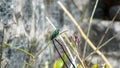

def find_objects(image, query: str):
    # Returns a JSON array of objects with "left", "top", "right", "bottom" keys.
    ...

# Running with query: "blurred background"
[{"left": 0, "top": 0, "right": 120, "bottom": 68}]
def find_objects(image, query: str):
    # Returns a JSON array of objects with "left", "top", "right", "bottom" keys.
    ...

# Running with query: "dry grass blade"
[
  {"left": 34, "top": 41, "right": 51, "bottom": 59},
  {"left": 62, "top": 33, "right": 86, "bottom": 68},
  {"left": 85, "top": 8, "right": 120, "bottom": 61},
  {"left": 97, "top": 8, "right": 120, "bottom": 47},
  {"left": 4, "top": 42, "right": 34, "bottom": 58},
  {"left": 83, "top": 0, "right": 99, "bottom": 58},
  {"left": 57, "top": 1, "right": 111, "bottom": 68},
  {"left": 85, "top": 32, "right": 120, "bottom": 60}
]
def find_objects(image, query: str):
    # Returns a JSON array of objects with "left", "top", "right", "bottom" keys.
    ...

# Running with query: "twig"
[
  {"left": 57, "top": 1, "right": 111, "bottom": 68},
  {"left": 85, "top": 32, "right": 120, "bottom": 60},
  {"left": 85, "top": 7, "right": 120, "bottom": 62},
  {"left": 97, "top": 8, "right": 120, "bottom": 47},
  {"left": 83, "top": 0, "right": 99, "bottom": 58}
]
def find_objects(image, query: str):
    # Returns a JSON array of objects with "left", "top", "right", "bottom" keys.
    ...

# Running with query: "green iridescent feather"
[{"left": 50, "top": 29, "right": 60, "bottom": 40}]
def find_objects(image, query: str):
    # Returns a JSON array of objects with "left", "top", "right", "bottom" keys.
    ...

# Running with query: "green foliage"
[
  {"left": 53, "top": 58, "right": 64, "bottom": 68},
  {"left": 76, "top": 64, "right": 83, "bottom": 68},
  {"left": 91, "top": 64, "right": 98, "bottom": 68},
  {"left": 102, "top": 64, "right": 109, "bottom": 68},
  {"left": 53, "top": 53, "right": 66, "bottom": 68}
]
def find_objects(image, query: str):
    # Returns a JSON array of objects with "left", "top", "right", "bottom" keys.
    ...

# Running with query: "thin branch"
[
  {"left": 85, "top": 7, "right": 120, "bottom": 61},
  {"left": 97, "top": 8, "right": 120, "bottom": 47},
  {"left": 85, "top": 32, "right": 120, "bottom": 60},
  {"left": 83, "top": 0, "right": 99, "bottom": 58}
]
